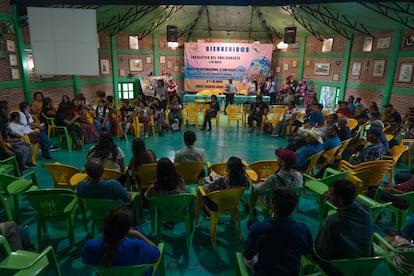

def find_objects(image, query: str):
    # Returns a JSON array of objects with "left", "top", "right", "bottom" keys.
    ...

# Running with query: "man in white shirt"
[
  {"left": 174, "top": 130, "right": 206, "bottom": 163},
  {"left": 224, "top": 78, "right": 238, "bottom": 114}
]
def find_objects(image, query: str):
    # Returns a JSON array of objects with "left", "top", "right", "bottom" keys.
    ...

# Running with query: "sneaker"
[
  {"left": 144, "top": 133, "right": 149, "bottom": 139},
  {"left": 49, "top": 146, "right": 60, "bottom": 152}
]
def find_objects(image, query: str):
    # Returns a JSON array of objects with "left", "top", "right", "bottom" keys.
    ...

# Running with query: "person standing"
[{"left": 224, "top": 78, "right": 238, "bottom": 114}]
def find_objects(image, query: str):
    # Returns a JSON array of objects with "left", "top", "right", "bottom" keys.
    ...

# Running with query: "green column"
[
  {"left": 382, "top": 29, "right": 402, "bottom": 106},
  {"left": 110, "top": 35, "right": 119, "bottom": 104},
  {"left": 72, "top": 76, "right": 81, "bottom": 95},
  {"left": 12, "top": 5, "right": 31, "bottom": 102},
  {"left": 153, "top": 33, "right": 159, "bottom": 75},
  {"left": 339, "top": 35, "right": 353, "bottom": 101},
  {"left": 297, "top": 35, "right": 306, "bottom": 80}
]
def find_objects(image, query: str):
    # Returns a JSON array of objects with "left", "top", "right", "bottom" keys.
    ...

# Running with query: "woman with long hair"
[
  {"left": 82, "top": 205, "right": 160, "bottom": 268},
  {"left": 128, "top": 138, "right": 157, "bottom": 187},
  {"left": 145, "top": 158, "right": 184, "bottom": 197},
  {"left": 87, "top": 132, "right": 125, "bottom": 171}
]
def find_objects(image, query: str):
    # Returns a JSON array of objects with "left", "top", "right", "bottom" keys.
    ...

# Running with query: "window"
[{"left": 118, "top": 82, "right": 135, "bottom": 100}]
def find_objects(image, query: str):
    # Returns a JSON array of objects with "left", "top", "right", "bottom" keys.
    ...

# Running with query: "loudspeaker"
[
  {"left": 283, "top": 26, "right": 297, "bottom": 44},
  {"left": 167, "top": 25, "right": 178, "bottom": 42}
]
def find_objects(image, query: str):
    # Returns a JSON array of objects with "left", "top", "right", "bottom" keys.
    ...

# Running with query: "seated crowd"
[{"left": 1, "top": 91, "right": 414, "bottom": 275}]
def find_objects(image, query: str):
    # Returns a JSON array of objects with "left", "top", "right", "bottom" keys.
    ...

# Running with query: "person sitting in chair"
[
  {"left": 247, "top": 95, "right": 268, "bottom": 134},
  {"left": 243, "top": 187, "right": 312, "bottom": 275}
]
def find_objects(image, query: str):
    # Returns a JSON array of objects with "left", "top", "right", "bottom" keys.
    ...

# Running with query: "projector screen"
[{"left": 27, "top": 7, "right": 99, "bottom": 76}]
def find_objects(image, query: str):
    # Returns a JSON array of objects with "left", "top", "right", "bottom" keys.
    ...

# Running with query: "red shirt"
[{"left": 336, "top": 107, "right": 351, "bottom": 117}]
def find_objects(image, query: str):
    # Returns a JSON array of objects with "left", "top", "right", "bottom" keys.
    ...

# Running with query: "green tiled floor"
[{"left": 11, "top": 119, "right": 412, "bottom": 275}]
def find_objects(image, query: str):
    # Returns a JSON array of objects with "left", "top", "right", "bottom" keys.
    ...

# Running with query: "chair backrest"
[
  {"left": 320, "top": 168, "right": 350, "bottom": 186},
  {"left": 24, "top": 188, "right": 77, "bottom": 218},
  {"left": 135, "top": 163, "right": 158, "bottom": 191},
  {"left": 328, "top": 255, "right": 387, "bottom": 276},
  {"left": 0, "top": 156, "right": 20, "bottom": 176},
  {"left": 91, "top": 243, "right": 165, "bottom": 276},
  {"left": 303, "top": 151, "right": 324, "bottom": 175},
  {"left": 320, "top": 145, "right": 341, "bottom": 165},
  {"left": 338, "top": 160, "right": 393, "bottom": 193},
  {"left": 43, "top": 163, "right": 80, "bottom": 188},
  {"left": 209, "top": 162, "right": 228, "bottom": 177},
  {"left": 79, "top": 197, "right": 126, "bottom": 232},
  {"left": 205, "top": 187, "right": 246, "bottom": 214},
  {"left": 226, "top": 105, "right": 243, "bottom": 118},
  {"left": 149, "top": 192, "right": 196, "bottom": 222},
  {"left": 102, "top": 169, "right": 123, "bottom": 180},
  {"left": 386, "top": 145, "right": 409, "bottom": 166},
  {"left": 248, "top": 160, "right": 279, "bottom": 182},
  {"left": 347, "top": 118, "right": 358, "bottom": 131},
  {"left": 175, "top": 162, "right": 205, "bottom": 185},
  {"left": 334, "top": 138, "right": 352, "bottom": 161},
  {"left": 265, "top": 107, "right": 287, "bottom": 123},
  {"left": 182, "top": 103, "right": 199, "bottom": 118}
]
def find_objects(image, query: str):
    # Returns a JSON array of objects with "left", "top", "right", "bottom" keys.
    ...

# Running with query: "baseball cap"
[{"left": 275, "top": 148, "right": 297, "bottom": 167}]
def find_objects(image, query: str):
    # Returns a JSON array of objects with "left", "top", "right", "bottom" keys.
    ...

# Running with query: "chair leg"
[
  {"left": 37, "top": 220, "right": 43, "bottom": 249},
  {"left": 195, "top": 194, "right": 202, "bottom": 227},
  {"left": 210, "top": 213, "right": 217, "bottom": 244},
  {"left": 66, "top": 217, "right": 75, "bottom": 246},
  {"left": 156, "top": 217, "right": 161, "bottom": 244},
  {"left": 236, "top": 211, "right": 242, "bottom": 240},
  {"left": 185, "top": 215, "right": 191, "bottom": 248}
]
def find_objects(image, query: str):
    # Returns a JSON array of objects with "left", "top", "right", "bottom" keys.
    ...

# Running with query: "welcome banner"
[{"left": 184, "top": 42, "right": 273, "bottom": 92}]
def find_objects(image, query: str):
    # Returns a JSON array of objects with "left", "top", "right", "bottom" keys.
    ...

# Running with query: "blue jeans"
[
  {"left": 94, "top": 119, "right": 111, "bottom": 134},
  {"left": 38, "top": 130, "right": 52, "bottom": 157}
]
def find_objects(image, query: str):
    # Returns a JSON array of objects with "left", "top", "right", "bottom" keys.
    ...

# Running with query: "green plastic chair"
[
  {"left": 90, "top": 243, "right": 166, "bottom": 276},
  {"left": 0, "top": 171, "right": 38, "bottom": 221},
  {"left": 23, "top": 188, "right": 86, "bottom": 249},
  {"left": 0, "top": 193, "right": 13, "bottom": 221},
  {"left": 0, "top": 235, "right": 61, "bottom": 276},
  {"left": 0, "top": 156, "right": 21, "bottom": 176},
  {"left": 306, "top": 249, "right": 391, "bottom": 276},
  {"left": 235, "top": 252, "right": 250, "bottom": 276},
  {"left": 149, "top": 188, "right": 196, "bottom": 248},
  {"left": 79, "top": 192, "right": 141, "bottom": 238},
  {"left": 249, "top": 184, "right": 303, "bottom": 222},
  {"left": 304, "top": 168, "right": 350, "bottom": 222},
  {"left": 374, "top": 186, "right": 414, "bottom": 230},
  {"left": 373, "top": 232, "right": 414, "bottom": 276},
  {"left": 48, "top": 117, "right": 73, "bottom": 152}
]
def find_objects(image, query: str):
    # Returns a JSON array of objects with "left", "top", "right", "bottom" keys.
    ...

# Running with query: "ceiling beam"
[
  {"left": 359, "top": 2, "right": 414, "bottom": 30},
  {"left": 282, "top": 6, "right": 324, "bottom": 41},
  {"left": 255, "top": 6, "right": 283, "bottom": 42},
  {"left": 138, "top": 5, "right": 184, "bottom": 39},
  {"left": 13, "top": 0, "right": 413, "bottom": 8}
]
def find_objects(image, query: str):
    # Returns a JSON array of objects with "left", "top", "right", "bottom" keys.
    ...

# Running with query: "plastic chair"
[
  {"left": 226, "top": 104, "right": 244, "bottom": 131},
  {"left": 374, "top": 186, "right": 414, "bottom": 230},
  {"left": 0, "top": 156, "right": 21, "bottom": 176},
  {"left": 24, "top": 188, "right": 86, "bottom": 249},
  {"left": 333, "top": 138, "right": 352, "bottom": 162},
  {"left": 0, "top": 172, "right": 38, "bottom": 221},
  {"left": 400, "top": 138, "right": 414, "bottom": 167},
  {"left": 337, "top": 159, "right": 394, "bottom": 194},
  {"left": 44, "top": 116, "right": 74, "bottom": 152},
  {"left": 296, "top": 151, "right": 324, "bottom": 177},
  {"left": 132, "top": 115, "right": 156, "bottom": 138},
  {"left": 300, "top": 251, "right": 390, "bottom": 276},
  {"left": 235, "top": 252, "right": 250, "bottom": 276},
  {"left": 385, "top": 134, "right": 394, "bottom": 142},
  {"left": 174, "top": 162, "right": 205, "bottom": 186},
  {"left": 384, "top": 145, "right": 409, "bottom": 180},
  {"left": 261, "top": 106, "right": 287, "bottom": 132},
  {"left": 373, "top": 232, "right": 414, "bottom": 276},
  {"left": 0, "top": 193, "right": 13, "bottom": 221},
  {"left": 347, "top": 118, "right": 358, "bottom": 131},
  {"left": 0, "top": 235, "right": 61, "bottom": 276},
  {"left": 90, "top": 243, "right": 166, "bottom": 276},
  {"left": 316, "top": 145, "right": 340, "bottom": 170},
  {"left": 43, "top": 163, "right": 80, "bottom": 190},
  {"left": 149, "top": 188, "right": 196, "bottom": 248},
  {"left": 202, "top": 104, "right": 220, "bottom": 130},
  {"left": 304, "top": 168, "right": 350, "bottom": 221},
  {"left": 135, "top": 163, "right": 158, "bottom": 194},
  {"left": 79, "top": 192, "right": 141, "bottom": 238},
  {"left": 207, "top": 162, "right": 228, "bottom": 177},
  {"left": 247, "top": 160, "right": 279, "bottom": 183},
  {"left": 182, "top": 103, "right": 199, "bottom": 130},
  {"left": 196, "top": 186, "right": 246, "bottom": 244}
]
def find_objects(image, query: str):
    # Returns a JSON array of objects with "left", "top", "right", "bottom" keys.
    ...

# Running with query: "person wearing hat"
[
  {"left": 243, "top": 187, "right": 312, "bottom": 275},
  {"left": 348, "top": 127, "right": 386, "bottom": 165},
  {"left": 254, "top": 148, "right": 303, "bottom": 194},
  {"left": 295, "top": 127, "right": 324, "bottom": 171}
]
